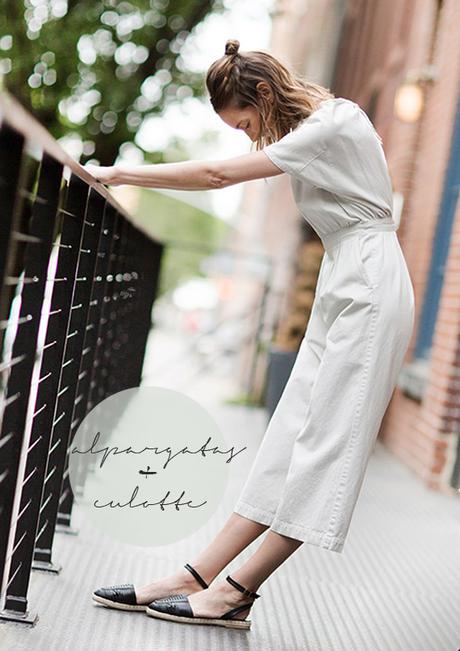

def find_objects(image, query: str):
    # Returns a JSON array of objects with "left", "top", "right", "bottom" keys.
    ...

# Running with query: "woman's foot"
[
  {"left": 135, "top": 565, "right": 210, "bottom": 605},
  {"left": 149, "top": 577, "right": 258, "bottom": 620},
  {"left": 93, "top": 564, "right": 211, "bottom": 611}
]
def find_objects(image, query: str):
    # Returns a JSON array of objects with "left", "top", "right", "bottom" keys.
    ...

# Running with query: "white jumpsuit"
[{"left": 232, "top": 97, "right": 415, "bottom": 553}]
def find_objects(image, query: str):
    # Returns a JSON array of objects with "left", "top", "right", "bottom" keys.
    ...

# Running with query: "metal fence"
[{"left": 0, "top": 91, "right": 164, "bottom": 625}]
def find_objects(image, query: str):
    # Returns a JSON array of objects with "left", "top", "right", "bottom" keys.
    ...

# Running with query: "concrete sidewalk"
[{"left": 1, "top": 396, "right": 459, "bottom": 651}]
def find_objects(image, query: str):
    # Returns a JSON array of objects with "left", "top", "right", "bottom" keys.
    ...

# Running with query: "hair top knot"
[
  {"left": 225, "top": 39, "right": 240, "bottom": 57},
  {"left": 206, "top": 42, "right": 335, "bottom": 150}
]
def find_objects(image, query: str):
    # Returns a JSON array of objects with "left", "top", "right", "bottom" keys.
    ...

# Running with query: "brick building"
[
  {"left": 331, "top": 0, "right": 460, "bottom": 494},
  {"left": 234, "top": 0, "right": 460, "bottom": 495}
]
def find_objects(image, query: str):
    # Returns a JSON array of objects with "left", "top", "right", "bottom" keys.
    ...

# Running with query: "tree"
[{"left": 0, "top": 0, "right": 220, "bottom": 164}]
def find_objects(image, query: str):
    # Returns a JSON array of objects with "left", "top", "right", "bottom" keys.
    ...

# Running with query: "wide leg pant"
[{"left": 233, "top": 221, "right": 415, "bottom": 553}]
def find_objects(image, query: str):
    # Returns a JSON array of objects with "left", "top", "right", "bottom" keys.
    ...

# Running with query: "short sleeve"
[
  {"left": 262, "top": 99, "right": 362, "bottom": 192},
  {"left": 263, "top": 99, "right": 394, "bottom": 214},
  {"left": 262, "top": 107, "right": 328, "bottom": 176}
]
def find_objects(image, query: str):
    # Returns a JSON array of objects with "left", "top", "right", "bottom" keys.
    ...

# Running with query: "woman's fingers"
[{"left": 84, "top": 164, "right": 117, "bottom": 185}]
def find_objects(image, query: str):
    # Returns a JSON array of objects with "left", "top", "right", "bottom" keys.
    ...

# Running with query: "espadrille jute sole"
[
  {"left": 145, "top": 606, "right": 251, "bottom": 629},
  {"left": 92, "top": 594, "right": 147, "bottom": 612}
]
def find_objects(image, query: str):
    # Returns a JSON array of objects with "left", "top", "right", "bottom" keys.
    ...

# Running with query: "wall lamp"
[{"left": 394, "top": 64, "right": 438, "bottom": 123}]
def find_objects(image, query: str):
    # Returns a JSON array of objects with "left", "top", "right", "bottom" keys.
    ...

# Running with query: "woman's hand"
[{"left": 84, "top": 164, "right": 120, "bottom": 186}]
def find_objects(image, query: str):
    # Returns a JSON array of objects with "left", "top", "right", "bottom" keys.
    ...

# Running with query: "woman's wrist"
[
  {"left": 109, "top": 165, "right": 120, "bottom": 185},
  {"left": 84, "top": 163, "right": 120, "bottom": 186}
]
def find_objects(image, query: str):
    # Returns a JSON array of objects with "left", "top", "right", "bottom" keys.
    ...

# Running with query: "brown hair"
[{"left": 206, "top": 39, "right": 335, "bottom": 150}]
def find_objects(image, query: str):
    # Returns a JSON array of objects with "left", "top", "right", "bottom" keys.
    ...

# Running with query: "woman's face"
[{"left": 217, "top": 104, "right": 261, "bottom": 142}]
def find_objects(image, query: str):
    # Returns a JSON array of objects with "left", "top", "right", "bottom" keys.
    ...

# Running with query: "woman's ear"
[{"left": 256, "top": 81, "right": 274, "bottom": 103}]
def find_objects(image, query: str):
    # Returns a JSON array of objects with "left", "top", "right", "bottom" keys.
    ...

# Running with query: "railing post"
[
  {"left": 105, "top": 220, "right": 133, "bottom": 394},
  {"left": 96, "top": 215, "right": 129, "bottom": 401},
  {"left": 31, "top": 173, "right": 89, "bottom": 571},
  {"left": 57, "top": 204, "right": 118, "bottom": 511},
  {"left": 0, "top": 147, "right": 63, "bottom": 624},
  {"left": 0, "top": 125, "right": 25, "bottom": 600},
  {"left": 125, "top": 234, "right": 164, "bottom": 387},
  {"left": 55, "top": 189, "right": 106, "bottom": 530}
]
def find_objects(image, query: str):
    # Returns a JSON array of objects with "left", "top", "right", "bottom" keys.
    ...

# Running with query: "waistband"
[{"left": 321, "top": 217, "right": 398, "bottom": 253}]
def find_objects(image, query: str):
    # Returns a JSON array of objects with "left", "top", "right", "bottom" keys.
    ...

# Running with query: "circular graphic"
[{"left": 68, "top": 387, "right": 238, "bottom": 546}]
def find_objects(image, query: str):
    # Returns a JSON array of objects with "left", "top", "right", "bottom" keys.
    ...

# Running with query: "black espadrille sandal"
[
  {"left": 145, "top": 574, "right": 261, "bottom": 630},
  {"left": 92, "top": 563, "right": 209, "bottom": 612}
]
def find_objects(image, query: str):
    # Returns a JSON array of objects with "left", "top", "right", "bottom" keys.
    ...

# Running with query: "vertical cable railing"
[{"left": 0, "top": 90, "right": 164, "bottom": 624}]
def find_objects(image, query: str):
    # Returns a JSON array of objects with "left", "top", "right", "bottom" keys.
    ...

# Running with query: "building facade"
[
  {"left": 233, "top": 0, "right": 460, "bottom": 495},
  {"left": 332, "top": 0, "right": 460, "bottom": 494}
]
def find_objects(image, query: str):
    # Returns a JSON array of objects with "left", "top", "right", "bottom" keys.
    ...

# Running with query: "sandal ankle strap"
[
  {"left": 225, "top": 574, "right": 261, "bottom": 599},
  {"left": 184, "top": 563, "right": 209, "bottom": 589}
]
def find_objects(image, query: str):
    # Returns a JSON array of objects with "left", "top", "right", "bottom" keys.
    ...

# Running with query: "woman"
[{"left": 90, "top": 39, "right": 415, "bottom": 630}]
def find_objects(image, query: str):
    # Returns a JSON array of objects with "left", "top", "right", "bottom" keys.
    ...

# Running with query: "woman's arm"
[{"left": 84, "top": 151, "right": 283, "bottom": 190}]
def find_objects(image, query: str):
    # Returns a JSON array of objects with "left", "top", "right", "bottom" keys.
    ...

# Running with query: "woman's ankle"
[
  {"left": 182, "top": 562, "right": 218, "bottom": 587},
  {"left": 214, "top": 579, "right": 258, "bottom": 608},
  {"left": 176, "top": 564, "right": 214, "bottom": 590}
]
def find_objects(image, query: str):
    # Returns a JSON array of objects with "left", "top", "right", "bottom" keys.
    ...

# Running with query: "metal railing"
[{"left": 0, "top": 90, "right": 164, "bottom": 624}]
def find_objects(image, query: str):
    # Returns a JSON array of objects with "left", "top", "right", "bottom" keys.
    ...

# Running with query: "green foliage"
[
  {"left": 0, "top": 0, "right": 221, "bottom": 163},
  {"left": 128, "top": 187, "right": 232, "bottom": 296}
]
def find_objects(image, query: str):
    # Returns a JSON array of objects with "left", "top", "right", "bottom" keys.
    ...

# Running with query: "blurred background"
[
  {"left": 1, "top": 1, "right": 460, "bottom": 649},
  {"left": 2, "top": 0, "right": 452, "bottom": 491}
]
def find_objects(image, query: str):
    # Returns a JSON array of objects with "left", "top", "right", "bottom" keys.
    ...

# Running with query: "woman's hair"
[{"left": 206, "top": 39, "right": 335, "bottom": 149}]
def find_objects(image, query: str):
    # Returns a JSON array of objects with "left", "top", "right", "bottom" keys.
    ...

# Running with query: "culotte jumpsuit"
[{"left": 232, "top": 97, "right": 415, "bottom": 553}]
